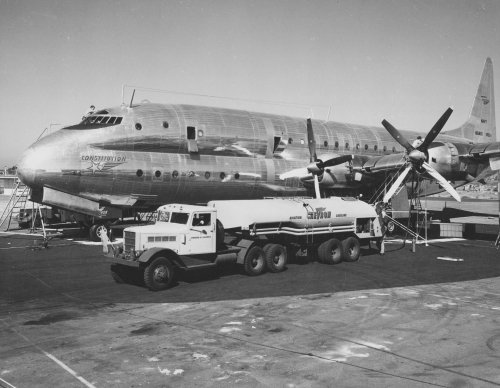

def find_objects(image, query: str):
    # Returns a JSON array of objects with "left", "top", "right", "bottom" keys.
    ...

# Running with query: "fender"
[
  {"left": 137, "top": 247, "right": 181, "bottom": 266},
  {"left": 234, "top": 238, "right": 257, "bottom": 264}
]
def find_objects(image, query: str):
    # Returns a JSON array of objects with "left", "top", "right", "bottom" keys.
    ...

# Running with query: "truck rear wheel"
[
  {"left": 243, "top": 246, "right": 266, "bottom": 276},
  {"left": 341, "top": 237, "right": 361, "bottom": 262},
  {"left": 144, "top": 256, "right": 176, "bottom": 291},
  {"left": 263, "top": 243, "right": 287, "bottom": 273},
  {"left": 318, "top": 238, "right": 342, "bottom": 265}
]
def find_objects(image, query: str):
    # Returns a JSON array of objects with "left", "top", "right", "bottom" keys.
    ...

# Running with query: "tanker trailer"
[
  {"left": 208, "top": 196, "right": 383, "bottom": 265},
  {"left": 103, "top": 198, "right": 383, "bottom": 291}
]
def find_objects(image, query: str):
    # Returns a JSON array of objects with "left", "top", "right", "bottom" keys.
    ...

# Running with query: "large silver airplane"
[{"left": 17, "top": 58, "right": 500, "bottom": 238}]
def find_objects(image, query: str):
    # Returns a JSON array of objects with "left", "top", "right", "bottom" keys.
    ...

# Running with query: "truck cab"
[{"left": 123, "top": 204, "right": 217, "bottom": 258}]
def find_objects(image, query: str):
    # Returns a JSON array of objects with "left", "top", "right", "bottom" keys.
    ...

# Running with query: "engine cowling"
[{"left": 426, "top": 142, "right": 461, "bottom": 178}]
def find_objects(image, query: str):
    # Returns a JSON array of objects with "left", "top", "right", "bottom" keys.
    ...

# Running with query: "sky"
[{"left": 1, "top": 0, "right": 499, "bottom": 167}]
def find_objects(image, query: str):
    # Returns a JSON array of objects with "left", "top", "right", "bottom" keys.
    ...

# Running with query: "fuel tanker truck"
[{"left": 103, "top": 197, "right": 384, "bottom": 291}]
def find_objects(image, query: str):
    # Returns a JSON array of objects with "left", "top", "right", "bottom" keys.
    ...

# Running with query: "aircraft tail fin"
[{"left": 446, "top": 57, "right": 496, "bottom": 142}]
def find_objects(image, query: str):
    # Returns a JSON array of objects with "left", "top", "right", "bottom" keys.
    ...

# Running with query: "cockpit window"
[{"left": 64, "top": 115, "right": 123, "bottom": 130}]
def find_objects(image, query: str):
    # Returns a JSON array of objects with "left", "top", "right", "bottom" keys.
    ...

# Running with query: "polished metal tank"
[{"left": 208, "top": 197, "right": 377, "bottom": 230}]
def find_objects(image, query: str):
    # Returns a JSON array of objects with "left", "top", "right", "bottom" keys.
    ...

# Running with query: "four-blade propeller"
[
  {"left": 280, "top": 108, "right": 461, "bottom": 204},
  {"left": 381, "top": 107, "right": 461, "bottom": 203},
  {"left": 279, "top": 118, "right": 353, "bottom": 198}
]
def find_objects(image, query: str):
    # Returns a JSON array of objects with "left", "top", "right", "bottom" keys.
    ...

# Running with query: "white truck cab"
[{"left": 124, "top": 204, "right": 217, "bottom": 258}]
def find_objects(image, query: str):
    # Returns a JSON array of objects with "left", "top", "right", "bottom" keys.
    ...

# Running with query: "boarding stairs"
[
  {"left": 0, "top": 180, "right": 29, "bottom": 231},
  {"left": 369, "top": 168, "right": 429, "bottom": 250},
  {"left": 0, "top": 180, "right": 59, "bottom": 248}
]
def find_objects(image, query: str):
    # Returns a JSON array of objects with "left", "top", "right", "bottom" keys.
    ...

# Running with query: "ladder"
[
  {"left": 496, "top": 172, "right": 500, "bottom": 249},
  {"left": 0, "top": 180, "right": 30, "bottom": 231}
]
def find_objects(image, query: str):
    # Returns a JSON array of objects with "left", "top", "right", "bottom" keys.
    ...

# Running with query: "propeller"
[
  {"left": 381, "top": 107, "right": 461, "bottom": 203},
  {"left": 280, "top": 119, "right": 353, "bottom": 198}
]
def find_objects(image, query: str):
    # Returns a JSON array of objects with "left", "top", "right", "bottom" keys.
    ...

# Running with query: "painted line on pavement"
[
  {"left": 0, "top": 377, "right": 17, "bottom": 388},
  {"left": 1, "top": 321, "right": 97, "bottom": 388}
]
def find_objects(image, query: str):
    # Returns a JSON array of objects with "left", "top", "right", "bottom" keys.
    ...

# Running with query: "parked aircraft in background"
[{"left": 17, "top": 58, "right": 500, "bottom": 238}]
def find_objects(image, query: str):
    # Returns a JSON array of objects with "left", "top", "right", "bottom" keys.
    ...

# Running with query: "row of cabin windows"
[
  {"left": 287, "top": 137, "right": 397, "bottom": 152},
  {"left": 135, "top": 122, "right": 205, "bottom": 139},
  {"left": 136, "top": 169, "right": 239, "bottom": 180},
  {"left": 133, "top": 122, "right": 398, "bottom": 152}
]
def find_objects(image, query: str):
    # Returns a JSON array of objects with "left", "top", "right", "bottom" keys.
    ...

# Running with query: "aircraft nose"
[
  {"left": 17, "top": 134, "right": 61, "bottom": 188},
  {"left": 17, "top": 147, "right": 39, "bottom": 187}
]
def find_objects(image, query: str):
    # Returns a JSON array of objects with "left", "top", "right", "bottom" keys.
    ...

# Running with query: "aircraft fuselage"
[{"left": 18, "top": 103, "right": 486, "bottom": 218}]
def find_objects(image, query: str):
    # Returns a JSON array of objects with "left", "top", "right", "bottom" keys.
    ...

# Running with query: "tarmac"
[
  {"left": 1, "top": 194, "right": 500, "bottom": 387},
  {"left": 1, "top": 224, "right": 500, "bottom": 387}
]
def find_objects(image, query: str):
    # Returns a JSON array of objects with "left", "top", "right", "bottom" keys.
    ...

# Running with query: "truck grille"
[{"left": 124, "top": 231, "right": 136, "bottom": 253}]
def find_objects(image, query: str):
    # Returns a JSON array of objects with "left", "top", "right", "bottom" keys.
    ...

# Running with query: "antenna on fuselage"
[{"left": 129, "top": 89, "right": 136, "bottom": 108}]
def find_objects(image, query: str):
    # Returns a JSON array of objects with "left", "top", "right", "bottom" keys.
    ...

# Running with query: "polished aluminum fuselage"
[{"left": 17, "top": 103, "right": 486, "bottom": 214}]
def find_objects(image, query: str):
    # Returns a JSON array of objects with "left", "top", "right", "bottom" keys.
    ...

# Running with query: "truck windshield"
[
  {"left": 157, "top": 211, "right": 170, "bottom": 222},
  {"left": 170, "top": 212, "right": 189, "bottom": 224}
]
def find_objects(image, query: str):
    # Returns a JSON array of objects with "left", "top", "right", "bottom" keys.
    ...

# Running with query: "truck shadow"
[
  {"left": 3, "top": 235, "right": 499, "bottom": 305},
  {"left": 95, "top": 240, "right": 500, "bottom": 304}
]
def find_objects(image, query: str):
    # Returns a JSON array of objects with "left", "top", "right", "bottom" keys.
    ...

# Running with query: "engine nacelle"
[
  {"left": 427, "top": 142, "right": 461, "bottom": 178},
  {"left": 318, "top": 171, "right": 337, "bottom": 187}
]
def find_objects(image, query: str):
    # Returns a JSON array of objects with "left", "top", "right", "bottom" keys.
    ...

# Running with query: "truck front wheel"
[
  {"left": 144, "top": 256, "right": 176, "bottom": 291},
  {"left": 263, "top": 243, "right": 287, "bottom": 273},
  {"left": 341, "top": 237, "right": 361, "bottom": 262},
  {"left": 318, "top": 238, "right": 342, "bottom": 265},
  {"left": 243, "top": 246, "right": 266, "bottom": 276}
]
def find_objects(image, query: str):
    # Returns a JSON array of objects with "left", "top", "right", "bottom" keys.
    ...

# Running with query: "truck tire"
[
  {"left": 243, "top": 246, "right": 266, "bottom": 276},
  {"left": 143, "top": 256, "right": 176, "bottom": 291},
  {"left": 318, "top": 238, "right": 342, "bottom": 265},
  {"left": 341, "top": 236, "right": 361, "bottom": 262},
  {"left": 263, "top": 243, "right": 287, "bottom": 273}
]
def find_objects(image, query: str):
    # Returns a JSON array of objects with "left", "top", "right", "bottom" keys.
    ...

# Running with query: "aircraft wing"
[
  {"left": 355, "top": 140, "right": 500, "bottom": 174},
  {"left": 80, "top": 192, "right": 158, "bottom": 207},
  {"left": 463, "top": 141, "right": 500, "bottom": 170},
  {"left": 353, "top": 153, "right": 407, "bottom": 173}
]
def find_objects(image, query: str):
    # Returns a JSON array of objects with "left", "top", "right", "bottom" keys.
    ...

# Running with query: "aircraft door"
[
  {"left": 187, "top": 212, "right": 215, "bottom": 254},
  {"left": 186, "top": 126, "right": 199, "bottom": 153}
]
